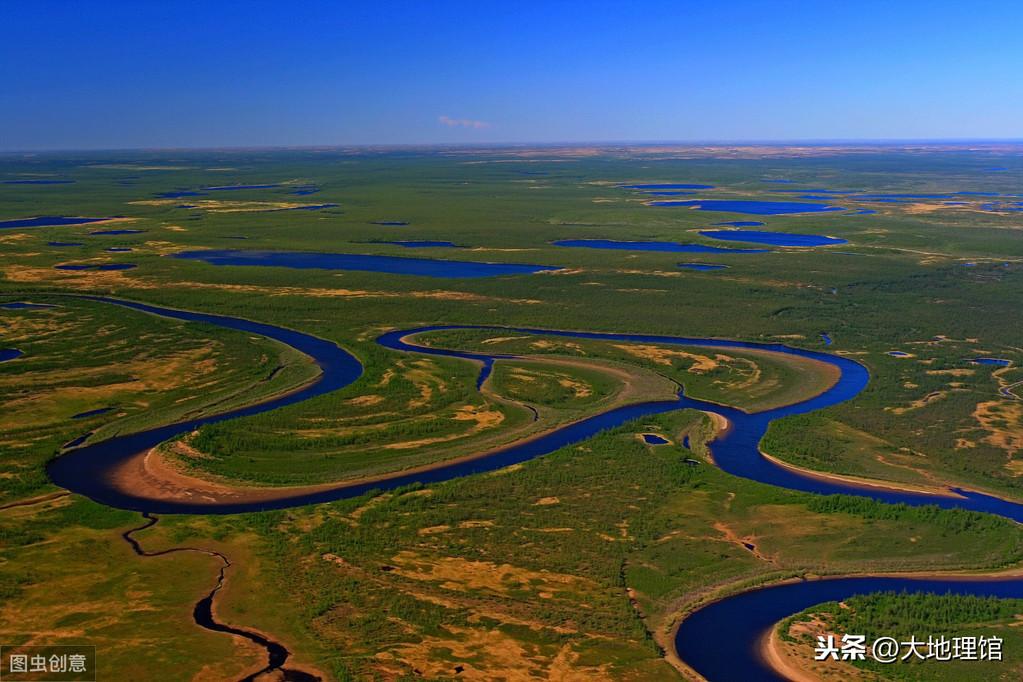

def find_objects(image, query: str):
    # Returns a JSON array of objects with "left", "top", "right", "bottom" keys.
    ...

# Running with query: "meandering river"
[{"left": 42, "top": 297, "right": 1023, "bottom": 681}]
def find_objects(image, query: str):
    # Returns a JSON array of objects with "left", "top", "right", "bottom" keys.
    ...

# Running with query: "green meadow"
[{"left": 2, "top": 145, "right": 1022, "bottom": 680}]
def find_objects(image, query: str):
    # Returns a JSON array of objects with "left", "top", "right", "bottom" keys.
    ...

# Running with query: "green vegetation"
[
  {"left": 415, "top": 327, "right": 837, "bottom": 412},
  {"left": 2, "top": 146, "right": 1023, "bottom": 679},
  {"left": 0, "top": 296, "right": 318, "bottom": 502},
  {"left": 488, "top": 358, "right": 620, "bottom": 409},
  {"left": 782, "top": 592, "right": 1023, "bottom": 680}
]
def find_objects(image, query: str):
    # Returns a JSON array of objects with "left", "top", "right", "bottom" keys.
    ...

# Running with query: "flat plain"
[{"left": 2, "top": 144, "right": 1022, "bottom": 680}]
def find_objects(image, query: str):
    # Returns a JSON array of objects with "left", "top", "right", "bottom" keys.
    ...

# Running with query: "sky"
[{"left": 2, "top": 0, "right": 1022, "bottom": 150}]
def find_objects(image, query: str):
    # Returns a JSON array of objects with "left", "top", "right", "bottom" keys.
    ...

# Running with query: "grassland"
[
  {"left": 775, "top": 592, "right": 1023, "bottom": 680},
  {"left": 0, "top": 295, "right": 318, "bottom": 503},
  {"left": 2, "top": 145, "right": 1023, "bottom": 680}
]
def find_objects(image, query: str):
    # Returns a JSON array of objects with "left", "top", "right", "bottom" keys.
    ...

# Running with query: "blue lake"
[
  {"left": 289, "top": 186, "right": 320, "bottom": 196},
  {"left": 973, "top": 357, "right": 1011, "bottom": 366},
  {"left": 173, "top": 249, "right": 558, "bottom": 278},
  {"left": 678, "top": 263, "right": 728, "bottom": 271},
  {"left": 642, "top": 434, "right": 669, "bottom": 445},
  {"left": 699, "top": 230, "right": 847, "bottom": 246},
  {"left": 0, "top": 216, "right": 110, "bottom": 230},
  {"left": 269, "top": 203, "right": 338, "bottom": 212},
  {"left": 90, "top": 229, "right": 143, "bottom": 236},
  {"left": 552, "top": 239, "right": 768, "bottom": 254},
  {"left": 72, "top": 406, "right": 116, "bottom": 419},
  {"left": 619, "top": 183, "right": 714, "bottom": 190},
  {"left": 648, "top": 199, "right": 844, "bottom": 215},
  {"left": 3, "top": 179, "right": 74, "bottom": 185},
  {"left": 888, "top": 351, "right": 911, "bottom": 357},
  {"left": 820, "top": 332, "right": 832, "bottom": 346},
  {"left": 155, "top": 190, "right": 206, "bottom": 198},
  {"left": 55, "top": 263, "right": 137, "bottom": 271},
  {"left": 371, "top": 221, "right": 410, "bottom": 226},
  {"left": 376, "top": 240, "right": 459, "bottom": 248},
  {"left": 48, "top": 241, "right": 84, "bottom": 247},
  {"left": 0, "top": 349, "right": 23, "bottom": 362}
]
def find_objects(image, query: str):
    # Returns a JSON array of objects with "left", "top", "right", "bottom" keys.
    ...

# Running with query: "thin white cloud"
[{"left": 439, "top": 115, "right": 491, "bottom": 130}]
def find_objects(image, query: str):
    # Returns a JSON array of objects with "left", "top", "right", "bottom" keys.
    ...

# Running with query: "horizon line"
[{"left": 3, "top": 137, "right": 1023, "bottom": 155}]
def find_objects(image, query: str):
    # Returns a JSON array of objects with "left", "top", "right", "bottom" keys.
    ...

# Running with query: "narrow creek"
[{"left": 122, "top": 514, "right": 320, "bottom": 681}]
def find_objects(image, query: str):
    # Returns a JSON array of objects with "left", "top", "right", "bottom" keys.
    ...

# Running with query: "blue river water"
[
  {"left": 1, "top": 302, "right": 57, "bottom": 310},
  {"left": 172, "top": 249, "right": 557, "bottom": 278},
  {"left": 678, "top": 263, "right": 728, "bottom": 271},
  {"left": 647, "top": 199, "right": 845, "bottom": 215},
  {"left": 40, "top": 298, "right": 1023, "bottom": 680},
  {"left": 677, "top": 575, "right": 1023, "bottom": 682}
]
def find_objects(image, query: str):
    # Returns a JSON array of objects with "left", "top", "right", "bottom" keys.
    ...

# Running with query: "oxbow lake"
[
  {"left": 699, "top": 230, "right": 847, "bottom": 247},
  {"left": 647, "top": 199, "right": 845, "bottom": 215},
  {"left": 89, "top": 229, "right": 143, "bottom": 236},
  {"left": 0, "top": 216, "right": 110, "bottom": 230},
  {"left": 172, "top": 249, "right": 558, "bottom": 278}
]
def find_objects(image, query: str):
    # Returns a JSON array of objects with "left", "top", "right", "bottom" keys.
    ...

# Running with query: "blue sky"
[{"left": 2, "top": 1, "right": 1021, "bottom": 150}]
